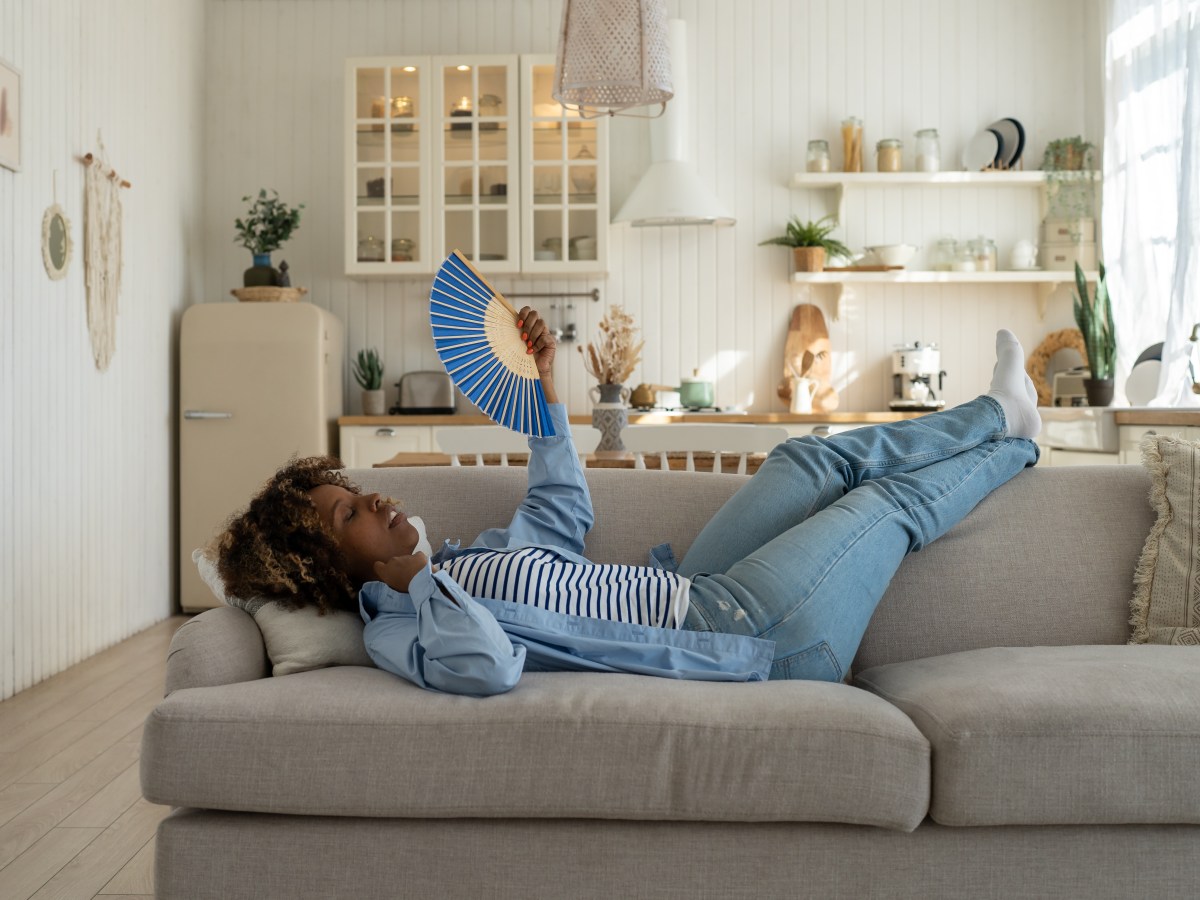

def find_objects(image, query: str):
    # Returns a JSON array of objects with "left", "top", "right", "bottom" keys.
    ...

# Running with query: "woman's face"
[{"left": 309, "top": 485, "right": 420, "bottom": 585}]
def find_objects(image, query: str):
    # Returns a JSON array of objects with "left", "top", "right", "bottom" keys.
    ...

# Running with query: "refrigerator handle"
[{"left": 184, "top": 410, "right": 234, "bottom": 420}]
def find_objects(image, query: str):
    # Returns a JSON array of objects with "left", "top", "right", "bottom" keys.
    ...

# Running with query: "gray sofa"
[{"left": 142, "top": 464, "right": 1200, "bottom": 899}]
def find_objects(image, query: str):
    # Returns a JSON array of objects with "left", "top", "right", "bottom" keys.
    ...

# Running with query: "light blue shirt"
[{"left": 358, "top": 403, "right": 775, "bottom": 696}]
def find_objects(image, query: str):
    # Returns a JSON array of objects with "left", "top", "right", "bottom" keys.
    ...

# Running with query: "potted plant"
[
  {"left": 1043, "top": 136, "right": 1095, "bottom": 172},
  {"left": 353, "top": 348, "right": 386, "bottom": 416},
  {"left": 234, "top": 189, "right": 305, "bottom": 287},
  {"left": 1073, "top": 261, "right": 1116, "bottom": 407},
  {"left": 759, "top": 216, "right": 851, "bottom": 273}
]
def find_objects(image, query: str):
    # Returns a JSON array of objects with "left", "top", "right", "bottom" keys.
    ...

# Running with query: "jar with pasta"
[
  {"left": 841, "top": 117, "right": 863, "bottom": 172},
  {"left": 876, "top": 139, "right": 903, "bottom": 173}
]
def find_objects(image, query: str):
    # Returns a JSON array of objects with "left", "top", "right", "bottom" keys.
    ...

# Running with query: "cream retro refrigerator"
[{"left": 180, "top": 302, "right": 344, "bottom": 611}]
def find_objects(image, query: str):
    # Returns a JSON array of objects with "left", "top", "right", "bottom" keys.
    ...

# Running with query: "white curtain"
[{"left": 1105, "top": 0, "right": 1200, "bottom": 406}]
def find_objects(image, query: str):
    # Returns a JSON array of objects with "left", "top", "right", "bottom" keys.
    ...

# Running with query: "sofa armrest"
[{"left": 165, "top": 606, "right": 269, "bottom": 695}]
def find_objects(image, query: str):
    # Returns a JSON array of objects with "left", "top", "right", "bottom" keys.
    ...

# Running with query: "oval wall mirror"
[{"left": 42, "top": 203, "right": 72, "bottom": 280}]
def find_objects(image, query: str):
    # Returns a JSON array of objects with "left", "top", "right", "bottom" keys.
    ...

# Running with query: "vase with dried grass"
[{"left": 579, "top": 306, "right": 644, "bottom": 452}]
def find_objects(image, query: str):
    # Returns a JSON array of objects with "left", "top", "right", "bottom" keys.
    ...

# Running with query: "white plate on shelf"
[
  {"left": 1126, "top": 360, "right": 1162, "bottom": 406},
  {"left": 962, "top": 128, "right": 1001, "bottom": 171},
  {"left": 988, "top": 117, "right": 1025, "bottom": 168}
]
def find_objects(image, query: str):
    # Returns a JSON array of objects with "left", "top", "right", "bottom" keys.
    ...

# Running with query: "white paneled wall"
[
  {"left": 0, "top": 1, "right": 205, "bottom": 700},
  {"left": 205, "top": 0, "right": 1103, "bottom": 416}
]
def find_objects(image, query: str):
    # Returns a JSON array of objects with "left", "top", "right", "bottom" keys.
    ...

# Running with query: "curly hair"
[{"left": 214, "top": 456, "right": 361, "bottom": 616}]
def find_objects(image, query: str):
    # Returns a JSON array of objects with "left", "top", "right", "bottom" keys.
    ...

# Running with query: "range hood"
[{"left": 613, "top": 19, "right": 735, "bottom": 227}]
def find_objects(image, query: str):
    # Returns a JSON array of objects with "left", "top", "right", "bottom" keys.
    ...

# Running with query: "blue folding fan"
[{"left": 430, "top": 251, "right": 556, "bottom": 437}]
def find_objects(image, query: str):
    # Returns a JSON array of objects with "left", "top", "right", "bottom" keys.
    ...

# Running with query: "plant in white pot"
[
  {"left": 760, "top": 215, "right": 852, "bottom": 273},
  {"left": 354, "top": 348, "right": 386, "bottom": 415}
]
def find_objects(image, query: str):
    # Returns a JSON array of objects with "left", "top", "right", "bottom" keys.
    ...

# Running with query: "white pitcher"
[{"left": 789, "top": 377, "right": 819, "bottom": 414}]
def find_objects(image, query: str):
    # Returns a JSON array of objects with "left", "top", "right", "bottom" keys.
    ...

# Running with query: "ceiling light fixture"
[{"left": 552, "top": 0, "right": 673, "bottom": 119}]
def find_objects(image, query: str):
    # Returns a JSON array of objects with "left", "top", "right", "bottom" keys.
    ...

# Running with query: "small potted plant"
[
  {"left": 759, "top": 215, "right": 851, "bottom": 273},
  {"left": 353, "top": 348, "right": 386, "bottom": 415},
  {"left": 234, "top": 189, "right": 305, "bottom": 287},
  {"left": 1073, "top": 261, "right": 1116, "bottom": 407},
  {"left": 1043, "top": 136, "right": 1095, "bottom": 172}
]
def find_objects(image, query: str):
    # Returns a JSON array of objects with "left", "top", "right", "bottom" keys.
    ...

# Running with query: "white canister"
[{"left": 1010, "top": 239, "right": 1038, "bottom": 270}]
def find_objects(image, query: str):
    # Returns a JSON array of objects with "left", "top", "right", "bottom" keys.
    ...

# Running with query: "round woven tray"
[{"left": 230, "top": 286, "right": 308, "bottom": 303}]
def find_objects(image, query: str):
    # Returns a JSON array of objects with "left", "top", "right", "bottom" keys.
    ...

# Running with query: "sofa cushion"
[
  {"left": 1131, "top": 434, "right": 1200, "bottom": 645},
  {"left": 855, "top": 645, "right": 1200, "bottom": 826},
  {"left": 141, "top": 667, "right": 930, "bottom": 831}
]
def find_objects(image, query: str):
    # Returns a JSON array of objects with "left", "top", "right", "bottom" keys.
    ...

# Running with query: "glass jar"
[
  {"left": 930, "top": 237, "right": 958, "bottom": 272},
  {"left": 971, "top": 236, "right": 998, "bottom": 271},
  {"left": 806, "top": 139, "right": 831, "bottom": 173},
  {"left": 914, "top": 128, "right": 940, "bottom": 172},
  {"left": 952, "top": 245, "right": 977, "bottom": 272},
  {"left": 841, "top": 117, "right": 863, "bottom": 172},
  {"left": 876, "top": 138, "right": 903, "bottom": 172},
  {"left": 357, "top": 235, "right": 384, "bottom": 262}
]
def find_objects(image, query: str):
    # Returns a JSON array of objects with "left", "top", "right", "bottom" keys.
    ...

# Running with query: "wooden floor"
[{"left": 0, "top": 615, "right": 189, "bottom": 900}]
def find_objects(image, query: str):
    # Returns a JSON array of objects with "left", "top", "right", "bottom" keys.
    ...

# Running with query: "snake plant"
[{"left": 1073, "top": 262, "right": 1115, "bottom": 381}]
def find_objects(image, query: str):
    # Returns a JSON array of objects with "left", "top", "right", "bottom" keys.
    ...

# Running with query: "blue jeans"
[{"left": 677, "top": 396, "right": 1039, "bottom": 682}]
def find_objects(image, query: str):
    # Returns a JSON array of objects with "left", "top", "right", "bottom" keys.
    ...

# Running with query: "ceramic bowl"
[{"left": 865, "top": 243, "right": 918, "bottom": 267}]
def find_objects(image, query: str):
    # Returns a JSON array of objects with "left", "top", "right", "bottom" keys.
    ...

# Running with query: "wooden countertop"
[
  {"left": 1113, "top": 410, "right": 1200, "bottom": 426},
  {"left": 339, "top": 410, "right": 931, "bottom": 426}
]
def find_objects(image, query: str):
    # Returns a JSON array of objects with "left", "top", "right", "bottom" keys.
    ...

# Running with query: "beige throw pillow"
[
  {"left": 1131, "top": 434, "right": 1200, "bottom": 645},
  {"left": 192, "top": 548, "right": 375, "bottom": 675}
]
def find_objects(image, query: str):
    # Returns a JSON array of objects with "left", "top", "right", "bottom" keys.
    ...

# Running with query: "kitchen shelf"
[
  {"left": 792, "top": 269, "right": 1100, "bottom": 320},
  {"left": 789, "top": 169, "right": 1101, "bottom": 221}
]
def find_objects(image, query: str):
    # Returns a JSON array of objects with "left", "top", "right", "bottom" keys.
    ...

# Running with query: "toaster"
[{"left": 395, "top": 371, "right": 456, "bottom": 414}]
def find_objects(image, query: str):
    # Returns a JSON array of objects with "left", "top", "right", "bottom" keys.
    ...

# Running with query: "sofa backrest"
[{"left": 347, "top": 464, "right": 1154, "bottom": 672}]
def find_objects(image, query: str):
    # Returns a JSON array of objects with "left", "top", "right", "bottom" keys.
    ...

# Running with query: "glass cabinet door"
[
  {"left": 432, "top": 57, "right": 520, "bottom": 273},
  {"left": 346, "top": 58, "right": 432, "bottom": 274},
  {"left": 521, "top": 56, "right": 608, "bottom": 273}
]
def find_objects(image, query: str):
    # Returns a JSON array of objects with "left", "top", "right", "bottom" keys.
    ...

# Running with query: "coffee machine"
[{"left": 890, "top": 342, "right": 947, "bottom": 410}]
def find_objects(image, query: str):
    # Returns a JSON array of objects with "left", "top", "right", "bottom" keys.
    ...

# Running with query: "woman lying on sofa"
[{"left": 215, "top": 307, "right": 1042, "bottom": 696}]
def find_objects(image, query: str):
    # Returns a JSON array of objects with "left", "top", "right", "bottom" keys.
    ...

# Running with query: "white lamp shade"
[{"left": 552, "top": 0, "right": 673, "bottom": 116}]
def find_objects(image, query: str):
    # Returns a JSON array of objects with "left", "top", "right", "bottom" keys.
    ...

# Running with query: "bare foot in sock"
[{"left": 987, "top": 329, "right": 1042, "bottom": 439}]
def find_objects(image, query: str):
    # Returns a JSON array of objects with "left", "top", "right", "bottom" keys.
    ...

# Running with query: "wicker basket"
[{"left": 230, "top": 286, "right": 308, "bottom": 303}]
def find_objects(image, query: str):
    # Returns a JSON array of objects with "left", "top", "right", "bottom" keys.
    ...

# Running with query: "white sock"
[{"left": 987, "top": 329, "right": 1041, "bottom": 439}]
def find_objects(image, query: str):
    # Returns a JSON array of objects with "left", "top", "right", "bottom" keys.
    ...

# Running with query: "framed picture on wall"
[{"left": 0, "top": 58, "right": 20, "bottom": 172}]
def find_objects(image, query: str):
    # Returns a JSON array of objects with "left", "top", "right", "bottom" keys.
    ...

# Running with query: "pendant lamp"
[{"left": 552, "top": 0, "right": 673, "bottom": 118}]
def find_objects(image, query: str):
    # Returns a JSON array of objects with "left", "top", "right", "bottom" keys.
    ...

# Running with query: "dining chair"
[
  {"left": 434, "top": 425, "right": 600, "bottom": 466},
  {"left": 620, "top": 423, "right": 790, "bottom": 475}
]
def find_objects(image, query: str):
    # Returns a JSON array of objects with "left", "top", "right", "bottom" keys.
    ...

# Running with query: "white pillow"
[{"left": 192, "top": 548, "right": 375, "bottom": 676}]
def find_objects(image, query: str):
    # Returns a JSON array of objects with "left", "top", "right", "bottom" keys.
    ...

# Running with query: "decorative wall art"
[
  {"left": 41, "top": 203, "right": 72, "bottom": 280},
  {"left": 0, "top": 58, "right": 20, "bottom": 172},
  {"left": 81, "top": 139, "right": 131, "bottom": 371}
]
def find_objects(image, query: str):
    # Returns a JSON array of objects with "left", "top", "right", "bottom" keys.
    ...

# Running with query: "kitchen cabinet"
[
  {"left": 340, "top": 424, "right": 433, "bottom": 469},
  {"left": 1118, "top": 424, "right": 1197, "bottom": 465},
  {"left": 787, "top": 171, "right": 1101, "bottom": 319},
  {"left": 345, "top": 55, "right": 608, "bottom": 277},
  {"left": 340, "top": 423, "right": 599, "bottom": 469}
]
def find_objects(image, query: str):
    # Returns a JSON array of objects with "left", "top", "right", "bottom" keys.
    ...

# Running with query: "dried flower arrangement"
[{"left": 579, "top": 305, "right": 644, "bottom": 385}]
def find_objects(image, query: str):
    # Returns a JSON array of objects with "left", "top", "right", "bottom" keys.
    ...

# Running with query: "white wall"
[
  {"left": 0, "top": 0, "right": 206, "bottom": 701},
  {"left": 204, "top": 0, "right": 1103, "bottom": 415}
]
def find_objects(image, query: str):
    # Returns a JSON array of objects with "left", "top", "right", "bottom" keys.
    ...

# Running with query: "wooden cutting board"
[{"left": 778, "top": 304, "right": 839, "bottom": 412}]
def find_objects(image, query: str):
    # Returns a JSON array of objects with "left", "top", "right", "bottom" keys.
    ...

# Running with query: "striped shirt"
[{"left": 440, "top": 548, "right": 691, "bottom": 630}]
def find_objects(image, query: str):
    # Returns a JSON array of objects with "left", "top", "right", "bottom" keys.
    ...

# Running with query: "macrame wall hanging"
[{"left": 80, "top": 135, "right": 131, "bottom": 371}]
